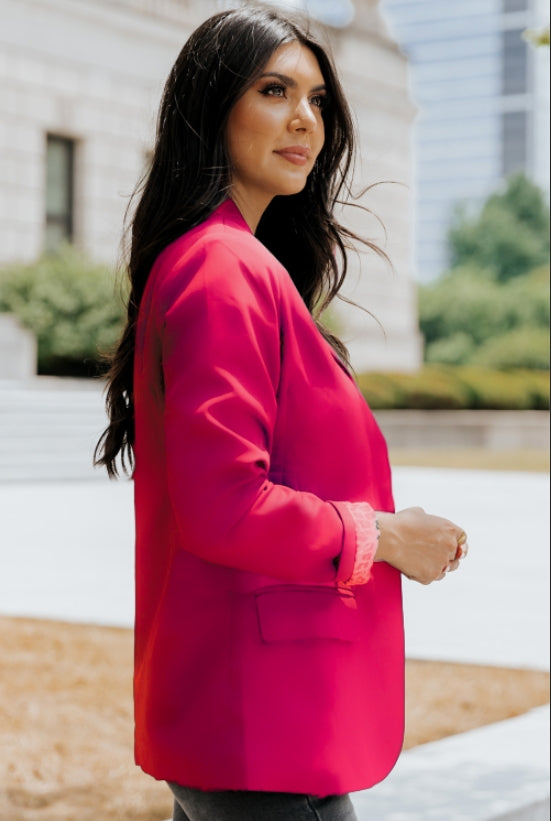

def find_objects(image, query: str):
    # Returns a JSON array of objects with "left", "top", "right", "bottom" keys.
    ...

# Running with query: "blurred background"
[
  {"left": 0, "top": 2, "right": 549, "bottom": 819},
  {"left": 0, "top": 0, "right": 549, "bottom": 412},
  {"left": 0, "top": 0, "right": 549, "bottom": 469}
]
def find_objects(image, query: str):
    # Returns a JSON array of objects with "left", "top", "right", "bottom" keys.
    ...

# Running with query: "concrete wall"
[
  {"left": 0, "top": 314, "right": 36, "bottom": 378},
  {"left": 374, "top": 409, "right": 550, "bottom": 450}
]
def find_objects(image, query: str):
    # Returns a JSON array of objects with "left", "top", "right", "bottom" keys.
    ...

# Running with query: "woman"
[{"left": 96, "top": 7, "right": 468, "bottom": 821}]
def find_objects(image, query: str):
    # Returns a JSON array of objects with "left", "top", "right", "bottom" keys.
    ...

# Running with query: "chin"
[{"left": 276, "top": 179, "right": 310, "bottom": 197}]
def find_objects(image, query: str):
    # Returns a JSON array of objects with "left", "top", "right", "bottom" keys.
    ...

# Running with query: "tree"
[
  {"left": 419, "top": 264, "right": 550, "bottom": 369},
  {"left": 447, "top": 174, "right": 550, "bottom": 282},
  {"left": 419, "top": 174, "right": 550, "bottom": 370}
]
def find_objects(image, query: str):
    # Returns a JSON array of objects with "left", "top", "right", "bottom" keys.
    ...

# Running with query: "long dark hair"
[{"left": 95, "top": 6, "right": 386, "bottom": 477}]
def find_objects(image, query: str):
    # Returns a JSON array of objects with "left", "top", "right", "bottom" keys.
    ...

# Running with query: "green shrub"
[
  {"left": 512, "top": 369, "right": 551, "bottom": 411},
  {"left": 355, "top": 372, "right": 406, "bottom": 409},
  {"left": 359, "top": 367, "right": 474, "bottom": 410},
  {"left": 425, "top": 332, "right": 476, "bottom": 366},
  {"left": 500, "top": 266, "right": 550, "bottom": 328},
  {"left": 419, "top": 264, "right": 550, "bottom": 369},
  {"left": 0, "top": 245, "right": 125, "bottom": 375},
  {"left": 419, "top": 267, "right": 507, "bottom": 348},
  {"left": 358, "top": 367, "right": 549, "bottom": 410},
  {"left": 454, "top": 367, "right": 541, "bottom": 410},
  {"left": 472, "top": 327, "right": 550, "bottom": 370}
]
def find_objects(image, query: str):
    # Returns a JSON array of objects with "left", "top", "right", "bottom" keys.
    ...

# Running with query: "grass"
[{"left": 0, "top": 617, "right": 548, "bottom": 820}]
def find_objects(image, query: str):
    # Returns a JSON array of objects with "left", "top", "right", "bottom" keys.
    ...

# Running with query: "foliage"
[
  {"left": 420, "top": 176, "right": 550, "bottom": 371},
  {"left": 420, "top": 264, "right": 550, "bottom": 369},
  {"left": 472, "top": 327, "right": 549, "bottom": 370},
  {"left": 523, "top": 25, "right": 550, "bottom": 47},
  {"left": 448, "top": 174, "right": 550, "bottom": 283},
  {"left": 358, "top": 367, "right": 549, "bottom": 411},
  {"left": 0, "top": 245, "right": 125, "bottom": 375}
]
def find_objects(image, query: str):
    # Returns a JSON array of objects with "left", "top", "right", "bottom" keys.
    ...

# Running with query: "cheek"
[
  {"left": 228, "top": 102, "right": 284, "bottom": 153},
  {"left": 313, "top": 121, "right": 325, "bottom": 160}
]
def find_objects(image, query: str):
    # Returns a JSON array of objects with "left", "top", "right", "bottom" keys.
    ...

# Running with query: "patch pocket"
[{"left": 255, "top": 585, "right": 359, "bottom": 643}]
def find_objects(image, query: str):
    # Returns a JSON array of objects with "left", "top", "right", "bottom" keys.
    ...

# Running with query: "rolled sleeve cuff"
[{"left": 331, "top": 501, "right": 380, "bottom": 587}]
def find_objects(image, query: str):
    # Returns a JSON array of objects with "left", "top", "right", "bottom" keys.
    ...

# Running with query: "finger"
[
  {"left": 441, "top": 557, "right": 461, "bottom": 575},
  {"left": 455, "top": 537, "right": 469, "bottom": 560}
]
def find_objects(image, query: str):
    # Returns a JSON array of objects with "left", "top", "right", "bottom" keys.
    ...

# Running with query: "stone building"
[{"left": 0, "top": 0, "right": 422, "bottom": 372}]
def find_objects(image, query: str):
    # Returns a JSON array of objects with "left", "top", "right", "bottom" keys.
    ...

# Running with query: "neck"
[{"left": 230, "top": 188, "right": 272, "bottom": 233}]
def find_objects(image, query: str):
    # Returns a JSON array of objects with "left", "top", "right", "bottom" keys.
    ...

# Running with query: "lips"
[{"left": 274, "top": 146, "right": 311, "bottom": 165}]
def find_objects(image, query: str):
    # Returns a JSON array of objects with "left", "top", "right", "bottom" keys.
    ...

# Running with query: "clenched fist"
[{"left": 375, "top": 506, "right": 468, "bottom": 585}]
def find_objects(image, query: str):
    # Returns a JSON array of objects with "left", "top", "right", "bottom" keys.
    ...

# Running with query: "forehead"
[{"left": 262, "top": 41, "right": 325, "bottom": 84}]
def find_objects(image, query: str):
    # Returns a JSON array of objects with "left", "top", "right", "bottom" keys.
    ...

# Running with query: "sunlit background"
[{"left": 0, "top": 3, "right": 549, "bottom": 819}]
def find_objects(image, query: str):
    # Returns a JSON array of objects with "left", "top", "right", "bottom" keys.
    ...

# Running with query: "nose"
[{"left": 290, "top": 97, "right": 317, "bottom": 132}]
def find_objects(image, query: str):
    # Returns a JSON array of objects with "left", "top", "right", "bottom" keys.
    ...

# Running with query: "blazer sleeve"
[{"left": 159, "top": 238, "right": 358, "bottom": 585}]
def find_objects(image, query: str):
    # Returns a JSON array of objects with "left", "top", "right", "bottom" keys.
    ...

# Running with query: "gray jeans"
[{"left": 168, "top": 782, "right": 358, "bottom": 821}]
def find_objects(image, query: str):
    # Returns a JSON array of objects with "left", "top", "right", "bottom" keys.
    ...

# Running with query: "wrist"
[{"left": 374, "top": 511, "right": 401, "bottom": 565}]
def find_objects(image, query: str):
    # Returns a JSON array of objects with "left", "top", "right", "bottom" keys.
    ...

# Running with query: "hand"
[{"left": 374, "top": 506, "right": 469, "bottom": 585}]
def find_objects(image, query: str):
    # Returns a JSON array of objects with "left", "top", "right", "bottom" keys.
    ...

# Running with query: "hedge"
[
  {"left": 357, "top": 366, "right": 549, "bottom": 411},
  {"left": 0, "top": 245, "right": 125, "bottom": 376}
]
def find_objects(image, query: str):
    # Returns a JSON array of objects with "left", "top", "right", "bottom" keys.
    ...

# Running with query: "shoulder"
[{"left": 153, "top": 207, "right": 288, "bottom": 315}]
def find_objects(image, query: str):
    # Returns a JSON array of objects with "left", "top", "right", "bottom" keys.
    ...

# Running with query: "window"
[
  {"left": 503, "top": 0, "right": 528, "bottom": 12},
  {"left": 502, "top": 110, "right": 527, "bottom": 175},
  {"left": 45, "top": 135, "right": 74, "bottom": 252},
  {"left": 502, "top": 29, "right": 528, "bottom": 95}
]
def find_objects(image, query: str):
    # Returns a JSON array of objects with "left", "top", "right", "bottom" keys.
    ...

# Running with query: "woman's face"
[{"left": 226, "top": 40, "right": 326, "bottom": 229}]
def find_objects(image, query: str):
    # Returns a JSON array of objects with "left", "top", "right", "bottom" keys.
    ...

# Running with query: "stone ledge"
[
  {"left": 0, "top": 314, "right": 36, "bottom": 379},
  {"left": 374, "top": 409, "right": 550, "bottom": 450}
]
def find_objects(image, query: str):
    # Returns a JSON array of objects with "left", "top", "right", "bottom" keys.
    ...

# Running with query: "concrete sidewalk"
[{"left": 352, "top": 705, "right": 550, "bottom": 821}]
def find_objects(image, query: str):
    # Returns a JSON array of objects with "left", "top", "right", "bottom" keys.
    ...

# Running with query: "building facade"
[
  {"left": 382, "top": 0, "right": 550, "bottom": 281},
  {"left": 0, "top": 0, "right": 422, "bottom": 371}
]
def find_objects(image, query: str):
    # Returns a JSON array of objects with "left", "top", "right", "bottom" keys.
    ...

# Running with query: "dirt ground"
[{"left": 0, "top": 617, "right": 548, "bottom": 821}]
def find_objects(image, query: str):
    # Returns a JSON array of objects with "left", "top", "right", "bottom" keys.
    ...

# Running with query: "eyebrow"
[{"left": 258, "top": 71, "right": 327, "bottom": 92}]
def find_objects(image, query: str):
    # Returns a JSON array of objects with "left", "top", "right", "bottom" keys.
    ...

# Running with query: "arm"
[{"left": 160, "top": 241, "right": 358, "bottom": 584}]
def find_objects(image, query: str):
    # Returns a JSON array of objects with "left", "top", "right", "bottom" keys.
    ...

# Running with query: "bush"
[
  {"left": 419, "top": 267, "right": 513, "bottom": 349},
  {"left": 501, "top": 266, "right": 550, "bottom": 328},
  {"left": 454, "top": 367, "right": 546, "bottom": 410},
  {"left": 0, "top": 246, "right": 125, "bottom": 376},
  {"left": 425, "top": 332, "right": 476, "bottom": 366},
  {"left": 355, "top": 372, "right": 406, "bottom": 409},
  {"left": 419, "top": 265, "right": 550, "bottom": 369},
  {"left": 472, "top": 327, "right": 550, "bottom": 370},
  {"left": 359, "top": 367, "right": 549, "bottom": 410}
]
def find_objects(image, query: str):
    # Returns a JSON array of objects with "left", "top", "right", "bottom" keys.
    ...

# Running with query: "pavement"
[{"left": 1, "top": 466, "right": 549, "bottom": 820}]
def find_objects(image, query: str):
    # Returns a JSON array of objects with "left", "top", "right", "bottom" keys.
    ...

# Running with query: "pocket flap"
[{"left": 255, "top": 586, "right": 359, "bottom": 643}]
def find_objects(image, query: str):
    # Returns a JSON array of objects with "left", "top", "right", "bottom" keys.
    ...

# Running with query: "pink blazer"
[{"left": 132, "top": 199, "right": 404, "bottom": 796}]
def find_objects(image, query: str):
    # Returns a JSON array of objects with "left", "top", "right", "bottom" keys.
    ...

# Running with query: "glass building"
[{"left": 381, "top": 0, "right": 550, "bottom": 281}]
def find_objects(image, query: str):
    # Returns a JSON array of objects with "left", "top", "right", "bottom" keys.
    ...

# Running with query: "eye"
[
  {"left": 259, "top": 83, "right": 286, "bottom": 98},
  {"left": 310, "top": 93, "right": 327, "bottom": 110}
]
